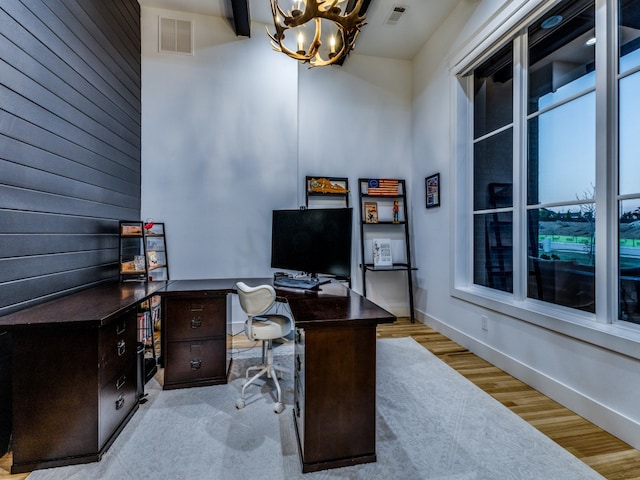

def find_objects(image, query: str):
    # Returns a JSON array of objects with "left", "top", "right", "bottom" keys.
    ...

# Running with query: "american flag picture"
[{"left": 367, "top": 179, "right": 399, "bottom": 196}]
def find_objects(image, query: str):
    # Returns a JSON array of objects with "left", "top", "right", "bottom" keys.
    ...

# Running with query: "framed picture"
[
  {"left": 425, "top": 173, "right": 440, "bottom": 208},
  {"left": 364, "top": 201, "right": 378, "bottom": 223}
]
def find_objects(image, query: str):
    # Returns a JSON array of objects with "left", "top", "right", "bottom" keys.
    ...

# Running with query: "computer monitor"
[{"left": 271, "top": 208, "right": 352, "bottom": 279}]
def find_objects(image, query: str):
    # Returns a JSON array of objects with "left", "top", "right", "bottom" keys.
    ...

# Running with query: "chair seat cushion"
[{"left": 247, "top": 314, "right": 292, "bottom": 340}]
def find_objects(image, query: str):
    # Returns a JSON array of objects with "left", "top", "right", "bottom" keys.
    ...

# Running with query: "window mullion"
[
  {"left": 594, "top": 0, "right": 618, "bottom": 323},
  {"left": 513, "top": 32, "right": 528, "bottom": 301}
]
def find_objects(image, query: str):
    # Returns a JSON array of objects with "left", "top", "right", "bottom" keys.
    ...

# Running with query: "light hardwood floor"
[{"left": 2, "top": 318, "right": 640, "bottom": 479}]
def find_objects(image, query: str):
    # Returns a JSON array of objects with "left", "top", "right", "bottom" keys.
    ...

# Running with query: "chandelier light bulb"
[{"left": 267, "top": 0, "right": 367, "bottom": 67}]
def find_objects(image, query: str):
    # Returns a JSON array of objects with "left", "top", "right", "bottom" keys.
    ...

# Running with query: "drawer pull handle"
[
  {"left": 190, "top": 304, "right": 204, "bottom": 312},
  {"left": 190, "top": 359, "right": 202, "bottom": 370},
  {"left": 117, "top": 339, "right": 126, "bottom": 356},
  {"left": 116, "top": 375, "right": 126, "bottom": 390},
  {"left": 191, "top": 316, "right": 202, "bottom": 328},
  {"left": 116, "top": 322, "right": 126, "bottom": 335},
  {"left": 115, "top": 394, "right": 125, "bottom": 410}
]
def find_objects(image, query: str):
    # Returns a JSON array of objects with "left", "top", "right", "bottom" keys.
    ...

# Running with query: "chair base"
[{"left": 236, "top": 340, "right": 290, "bottom": 414}]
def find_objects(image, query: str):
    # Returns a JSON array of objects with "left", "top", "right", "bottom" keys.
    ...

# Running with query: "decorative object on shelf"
[
  {"left": 426, "top": 173, "right": 440, "bottom": 208},
  {"left": 367, "top": 178, "right": 399, "bottom": 196},
  {"left": 364, "top": 201, "right": 378, "bottom": 223},
  {"left": 267, "top": 0, "right": 367, "bottom": 68},
  {"left": 393, "top": 200, "right": 399, "bottom": 223},
  {"left": 309, "top": 177, "right": 349, "bottom": 194},
  {"left": 134, "top": 255, "right": 145, "bottom": 271},
  {"left": 372, "top": 238, "right": 393, "bottom": 268}
]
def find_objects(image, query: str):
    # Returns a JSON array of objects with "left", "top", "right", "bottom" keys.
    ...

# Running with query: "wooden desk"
[
  {"left": 0, "top": 278, "right": 395, "bottom": 474},
  {"left": 0, "top": 281, "right": 167, "bottom": 474}
]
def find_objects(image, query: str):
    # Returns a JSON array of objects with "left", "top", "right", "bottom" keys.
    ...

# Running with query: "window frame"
[{"left": 449, "top": 0, "right": 640, "bottom": 359}]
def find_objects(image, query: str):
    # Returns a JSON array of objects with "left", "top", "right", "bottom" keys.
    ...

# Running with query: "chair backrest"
[{"left": 235, "top": 282, "right": 276, "bottom": 316}]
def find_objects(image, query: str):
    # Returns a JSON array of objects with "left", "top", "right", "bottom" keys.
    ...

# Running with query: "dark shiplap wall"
[{"left": 0, "top": 1, "right": 141, "bottom": 315}]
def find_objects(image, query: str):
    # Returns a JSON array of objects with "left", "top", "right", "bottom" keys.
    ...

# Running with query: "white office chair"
[{"left": 234, "top": 282, "right": 292, "bottom": 414}]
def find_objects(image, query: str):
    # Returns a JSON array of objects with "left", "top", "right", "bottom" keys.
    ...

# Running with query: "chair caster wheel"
[
  {"left": 274, "top": 402, "right": 285, "bottom": 414},
  {"left": 236, "top": 399, "right": 246, "bottom": 410}
]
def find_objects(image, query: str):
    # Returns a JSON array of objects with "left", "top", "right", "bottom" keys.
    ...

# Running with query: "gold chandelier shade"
[{"left": 267, "top": 0, "right": 367, "bottom": 67}]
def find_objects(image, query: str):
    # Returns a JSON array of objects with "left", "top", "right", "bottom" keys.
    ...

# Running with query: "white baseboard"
[{"left": 416, "top": 309, "right": 640, "bottom": 451}]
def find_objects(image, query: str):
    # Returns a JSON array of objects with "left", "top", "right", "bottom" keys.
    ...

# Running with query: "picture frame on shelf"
[
  {"left": 147, "top": 251, "right": 158, "bottom": 267},
  {"left": 364, "top": 201, "right": 378, "bottom": 223},
  {"left": 372, "top": 238, "right": 393, "bottom": 268},
  {"left": 426, "top": 173, "right": 440, "bottom": 208}
]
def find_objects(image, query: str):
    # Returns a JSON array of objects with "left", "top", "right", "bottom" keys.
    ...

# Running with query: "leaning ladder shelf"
[
  {"left": 119, "top": 221, "right": 169, "bottom": 283},
  {"left": 358, "top": 178, "right": 416, "bottom": 322},
  {"left": 305, "top": 175, "right": 351, "bottom": 288}
]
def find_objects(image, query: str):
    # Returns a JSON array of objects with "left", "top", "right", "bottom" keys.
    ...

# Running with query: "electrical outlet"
[{"left": 481, "top": 315, "right": 489, "bottom": 331}]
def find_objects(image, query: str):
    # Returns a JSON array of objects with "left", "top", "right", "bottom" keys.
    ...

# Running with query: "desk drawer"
[
  {"left": 99, "top": 311, "right": 136, "bottom": 383},
  {"left": 164, "top": 339, "right": 226, "bottom": 387},
  {"left": 165, "top": 297, "right": 226, "bottom": 341},
  {"left": 99, "top": 362, "right": 136, "bottom": 448}
]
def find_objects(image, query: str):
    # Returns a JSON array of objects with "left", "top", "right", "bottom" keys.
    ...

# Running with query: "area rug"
[{"left": 26, "top": 337, "right": 604, "bottom": 480}]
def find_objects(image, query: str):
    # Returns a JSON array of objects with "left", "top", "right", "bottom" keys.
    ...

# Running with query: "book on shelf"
[
  {"left": 364, "top": 202, "right": 378, "bottom": 223},
  {"left": 372, "top": 239, "right": 393, "bottom": 268}
]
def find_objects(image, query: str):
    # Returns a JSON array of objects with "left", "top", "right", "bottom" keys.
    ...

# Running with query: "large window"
[
  {"left": 527, "top": 0, "right": 596, "bottom": 313},
  {"left": 618, "top": 0, "right": 640, "bottom": 323},
  {"left": 462, "top": 0, "right": 640, "bottom": 327}
]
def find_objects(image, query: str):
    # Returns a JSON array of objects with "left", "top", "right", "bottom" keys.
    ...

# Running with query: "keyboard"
[{"left": 273, "top": 277, "right": 330, "bottom": 290}]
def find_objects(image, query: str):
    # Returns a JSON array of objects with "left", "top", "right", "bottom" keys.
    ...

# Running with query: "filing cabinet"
[
  {"left": 163, "top": 293, "right": 230, "bottom": 389},
  {"left": 10, "top": 306, "right": 138, "bottom": 474}
]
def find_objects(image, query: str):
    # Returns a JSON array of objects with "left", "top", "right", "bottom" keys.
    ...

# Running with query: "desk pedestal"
[{"left": 293, "top": 324, "right": 377, "bottom": 472}]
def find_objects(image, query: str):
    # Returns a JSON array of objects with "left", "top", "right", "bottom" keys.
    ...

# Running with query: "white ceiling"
[{"left": 138, "top": 0, "right": 465, "bottom": 60}]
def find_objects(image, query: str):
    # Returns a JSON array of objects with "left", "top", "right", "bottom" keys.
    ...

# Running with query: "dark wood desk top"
[
  {"left": 0, "top": 278, "right": 396, "bottom": 329},
  {"left": 0, "top": 281, "right": 167, "bottom": 329}
]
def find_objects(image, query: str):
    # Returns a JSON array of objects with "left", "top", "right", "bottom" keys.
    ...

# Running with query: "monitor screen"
[{"left": 271, "top": 208, "right": 353, "bottom": 279}]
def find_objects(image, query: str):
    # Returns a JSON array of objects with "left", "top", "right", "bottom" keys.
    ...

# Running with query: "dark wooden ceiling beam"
[
  {"left": 335, "top": 0, "right": 373, "bottom": 66},
  {"left": 230, "top": 0, "right": 250, "bottom": 37}
]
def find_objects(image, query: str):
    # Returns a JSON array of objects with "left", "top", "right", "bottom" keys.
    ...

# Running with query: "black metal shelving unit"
[{"left": 358, "top": 178, "right": 416, "bottom": 322}]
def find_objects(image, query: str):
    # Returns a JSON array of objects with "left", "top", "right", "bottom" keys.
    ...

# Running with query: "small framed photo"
[
  {"left": 364, "top": 201, "right": 378, "bottom": 223},
  {"left": 426, "top": 173, "right": 440, "bottom": 208}
]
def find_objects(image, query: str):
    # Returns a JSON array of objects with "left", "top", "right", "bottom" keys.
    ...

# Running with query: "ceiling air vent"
[
  {"left": 159, "top": 17, "right": 193, "bottom": 55},
  {"left": 385, "top": 5, "right": 408, "bottom": 26}
]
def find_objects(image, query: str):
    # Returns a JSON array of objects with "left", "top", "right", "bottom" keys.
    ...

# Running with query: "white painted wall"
[
  {"left": 411, "top": 0, "right": 640, "bottom": 449},
  {"left": 140, "top": 7, "right": 412, "bottom": 315}
]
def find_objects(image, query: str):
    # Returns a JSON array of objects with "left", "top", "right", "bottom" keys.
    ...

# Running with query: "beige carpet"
[{"left": 27, "top": 337, "right": 604, "bottom": 479}]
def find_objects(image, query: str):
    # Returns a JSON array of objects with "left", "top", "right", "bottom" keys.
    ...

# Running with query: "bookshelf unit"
[
  {"left": 358, "top": 178, "right": 416, "bottom": 322},
  {"left": 119, "top": 221, "right": 169, "bottom": 283}
]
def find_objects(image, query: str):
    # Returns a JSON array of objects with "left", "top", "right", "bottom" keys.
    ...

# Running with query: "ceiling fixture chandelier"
[{"left": 267, "top": 0, "right": 367, "bottom": 67}]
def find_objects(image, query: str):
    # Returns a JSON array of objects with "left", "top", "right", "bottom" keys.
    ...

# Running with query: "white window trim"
[{"left": 448, "top": 0, "right": 640, "bottom": 360}]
